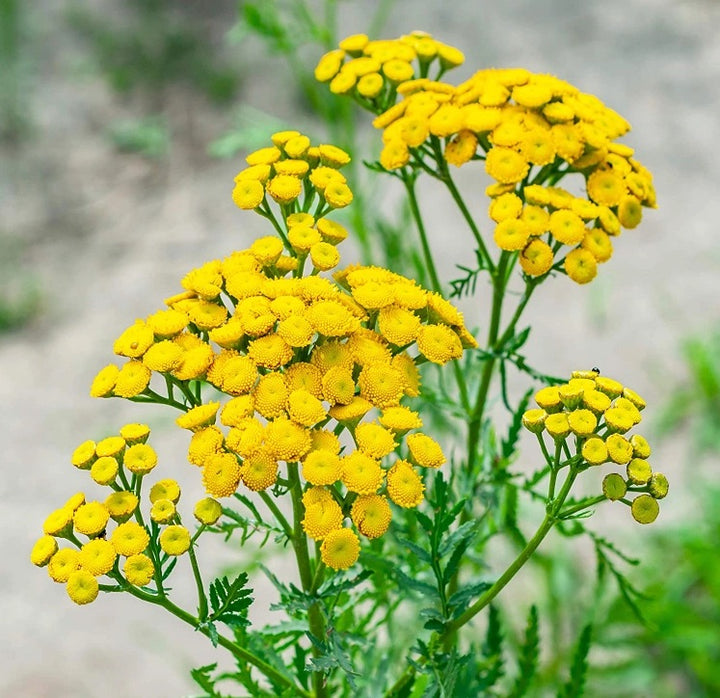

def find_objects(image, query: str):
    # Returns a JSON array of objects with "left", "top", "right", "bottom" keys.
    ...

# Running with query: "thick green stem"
[{"left": 288, "top": 463, "right": 328, "bottom": 698}]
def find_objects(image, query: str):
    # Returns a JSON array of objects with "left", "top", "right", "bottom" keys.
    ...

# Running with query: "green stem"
[
  {"left": 119, "top": 580, "right": 309, "bottom": 696},
  {"left": 288, "top": 463, "right": 328, "bottom": 698},
  {"left": 560, "top": 495, "right": 606, "bottom": 519},
  {"left": 443, "top": 466, "right": 579, "bottom": 635},
  {"left": 259, "top": 490, "right": 293, "bottom": 540},
  {"left": 187, "top": 541, "right": 208, "bottom": 620}
]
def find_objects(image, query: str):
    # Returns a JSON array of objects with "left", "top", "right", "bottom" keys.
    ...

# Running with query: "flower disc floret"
[
  {"left": 124, "top": 554, "right": 155, "bottom": 586},
  {"left": 302, "top": 450, "right": 343, "bottom": 486},
  {"left": 188, "top": 426, "right": 224, "bottom": 466},
  {"left": 631, "top": 494, "right": 659, "bottom": 524},
  {"left": 112, "top": 522, "right": 150, "bottom": 557},
  {"left": 341, "top": 451, "right": 384, "bottom": 494},
  {"left": 194, "top": 497, "right": 223, "bottom": 525},
  {"left": 203, "top": 452, "right": 241, "bottom": 497},
  {"left": 265, "top": 418, "right": 312, "bottom": 462},
  {"left": 240, "top": 449, "right": 279, "bottom": 491},
  {"left": 416, "top": 324, "right": 463, "bottom": 365},
  {"left": 351, "top": 494, "right": 392, "bottom": 539},
  {"left": 302, "top": 499, "right": 344, "bottom": 540},
  {"left": 74, "top": 502, "right": 110, "bottom": 537},
  {"left": 159, "top": 526, "right": 191, "bottom": 556},
  {"left": 79, "top": 539, "right": 117, "bottom": 576},
  {"left": 176, "top": 402, "right": 220, "bottom": 431},
  {"left": 288, "top": 389, "right": 327, "bottom": 426},
  {"left": 48, "top": 549, "right": 81, "bottom": 583},
  {"left": 90, "top": 365, "right": 119, "bottom": 398},
  {"left": 358, "top": 362, "right": 405, "bottom": 408},
  {"left": 124, "top": 443, "right": 158, "bottom": 475},
  {"left": 606, "top": 434, "right": 634, "bottom": 464},
  {"left": 355, "top": 422, "right": 397, "bottom": 459},
  {"left": 320, "top": 528, "right": 360, "bottom": 570},
  {"left": 31, "top": 535, "right": 58, "bottom": 567},
  {"left": 150, "top": 499, "right": 177, "bottom": 524},
  {"left": 66, "top": 570, "right": 99, "bottom": 605},
  {"left": 386, "top": 460, "right": 424, "bottom": 508},
  {"left": 105, "top": 491, "right": 139, "bottom": 522},
  {"left": 406, "top": 433, "right": 446, "bottom": 468}
]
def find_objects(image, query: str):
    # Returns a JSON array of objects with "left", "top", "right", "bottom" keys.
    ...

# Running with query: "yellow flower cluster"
[
  {"left": 320, "top": 34, "right": 656, "bottom": 285},
  {"left": 314, "top": 31, "right": 464, "bottom": 110},
  {"left": 522, "top": 370, "right": 668, "bottom": 524},
  {"left": 85, "top": 146, "right": 475, "bottom": 570},
  {"left": 232, "top": 131, "right": 353, "bottom": 214},
  {"left": 32, "top": 424, "right": 223, "bottom": 604}
]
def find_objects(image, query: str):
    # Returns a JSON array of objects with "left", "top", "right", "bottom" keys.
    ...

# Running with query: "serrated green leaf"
[
  {"left": 448, "top": 581, "right": 491, "bottom": 616},
  {"left": 507, "top": 605, "right": 540, "bottom": 698},
  {"left": 395, "top": 536, "right": 433, "bottom": 564},
  {"left": 557, "top": 623, "right": 593, "bottom": 698},
  {"left": 438, "top": 519, "right": 481, "bottom": 559}
]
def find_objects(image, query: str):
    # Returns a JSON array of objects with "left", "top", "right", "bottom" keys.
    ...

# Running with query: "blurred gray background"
[{"left": 2, "top": 0, "right": 719, "bottom": 695}]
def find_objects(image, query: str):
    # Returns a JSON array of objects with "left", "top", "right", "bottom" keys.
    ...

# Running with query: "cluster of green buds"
[{"left": 523, "top": 370, "right": 668, "bottom": 524}]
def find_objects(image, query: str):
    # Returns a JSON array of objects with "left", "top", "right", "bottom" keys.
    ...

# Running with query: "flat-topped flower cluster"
[
  {"left": 32, "top": 132, "right": 478, "bottom": 603},
  {"left": 317, "top": 32, "right": 657, "bottom": 284}
]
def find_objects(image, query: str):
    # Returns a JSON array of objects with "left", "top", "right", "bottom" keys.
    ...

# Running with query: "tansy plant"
[{"left": 33, "top": 30, "right": 667, "bottom": 698}]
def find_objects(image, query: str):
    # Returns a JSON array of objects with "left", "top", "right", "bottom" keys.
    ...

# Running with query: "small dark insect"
[{"left": 591, "top": 366, "right": 600, "bottom": 374}]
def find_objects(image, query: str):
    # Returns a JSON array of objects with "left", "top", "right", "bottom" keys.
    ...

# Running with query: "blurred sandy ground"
[{"left": 1, "top": 0, "right": 719, "bottom": 695}]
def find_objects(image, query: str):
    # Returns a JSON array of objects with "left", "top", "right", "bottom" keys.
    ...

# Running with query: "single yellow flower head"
[
  {"left": 114, "top": 360, "right": 152, "bottom": 397},
  {"left": 581, "top": 436, "right": 608, "bottom": 465},
  {"left": 302, "top": 449, "right": 343, "bottom": 486},
  {"left": 47, "top": 548, "right": 81, "bottom": 583},
  {"left": 265, "top": 417, "right": 312, "bottom": 463},
  {"left": 316, "top": 218, "right": 349, "bottom": 244},
  {"left": 494, "top": 218, "right": 531, "bottom": 251},
  {"left": 320, "top": 528, "right": 360, "bottom": 570},
  {"left": 159, "top": 525, "right": 191, "bottom": 556},
  {"left": 176, "top": 402, "right": 220, "bottom": 432},
  {"left": 602, "top": 472, "right": 627, "bottom": 501},
  {"left": 188, "top": 426, "right": 224, "bottom": 466},
  {"left": 78, "top": 539, "right": 117, "bottom": 576},
  {"left": 631, "top": 494, "right": 659, "bottom": 524},
  {"left": 274, "top": 159, "right": 310, "bottom": 177},
  {"left": 603, "top": 407, "right": 635, "bottom": 434},
  {"left": 90, "top": 364, "right": 119, "bottom": 398},
  {"left": 113, "top": 320, "right": 155, "bottom": 359},
  {"left": 416, "top": 324, "right": 462, "bottom": 365},
  {"left": 489, "top": 193, "right": 523, "bottom": 223},
  {"left": 250, "top": 236, "right": 284, "bottom": 265},
  {"left": 276, "top": 315, "right": 315, "bottom": 349},
  {"left": 622, "top": 386, "right": 646, "bottom": 411},
  {"left": 287, "top": 389, "right": 327, "bottom": 427},
  {"left": 150, "top": 499, "right": 177, "bottom": 525},
  {"left": 625, "top": 457, "right": 653, "bottom": 488},
  {"left": 288, "top": 225, "right": 322, "bottom": 254},
  {"left": 351, "top": 494, "right": 392, "bottom": 539},
  {"left": 519, "top": 239, "right": 554, "bottom": 277},
  {"left": 594, "top": 376, "right": 623, "bottom": 399},
  {"left": 105, "top": 491, "right": 139, "bottom": 522},
  {"left": 549, "top": 210, "right": 586, "bottom": 246},
  {"left": 379, "top": 406, "right": 423, "bottom": 432},
  {"left": 194, "top": 497, "right": 223, "bottom": 526},
  {"left": 545, "top": 413, "right": 570, "bottom": 440},
  {"left": 582, "top": 389, "right": 612, "bottom": 415},
  {"left": 124, "top": 443, "right": 158, "bottom": 476},
  {"left": 302, "top": 486, "right": 335, "bottom": 508},
  {"left": 305, "top": 300, "right": 359, "bottom": 337},
  {"left": 355, "top": 422, "right": 397, "bottom": 460},
  {"left": 203, "top": 452, "right": 242, "bottom": 497},
  {"left": 341, "top": 451, "right": 384, "bottom": 495},
  {"left": 606, "top": 433, "right": 634, "bottom": 464},
  {"left": 358, "top": 362, "right": 405, "bottom": 408},
  {"left": 386, "top": 460, "right": 424, "bottom": 508},
  {"left": 31, "top": 535, "right": 58, "bottom": 567},
  {"left": 119, "top": 423, "right": 151, "bottom": 445},
  {"left": 310, "top": 242, "right": 341, "bottom": 271},
  {"left": 283, "top": 134, "right": 311, "bottom": 158},
  {"left": 90, "top": 456, "right": 119, "bottom": 486},
  {"left": 111, "top": 521, "right": 150, "bottom": 557},
  {"left": 485, "top": 146, "right": 530, "bottom": 184},
  {"left": 240, "top": 449, "right": 279, "bottom": 491},
  {"left": 567, "top": 409, "right": 598, "bottom": 437},
  {"left": 247, "top": 334, "right": 294, "bottom": 370},
  {"left": 649, "top": 473, "right": 669, "bottom": 500},
  {"left": 146, "top": 308, "right": 188, "bottom": 339},
  {"left": 142, "top": 340, "right": 183, "bottom": 373},
  {"left": 302, "top": 499, "right": 344, "bottom": 541},
  {"left": 149, "top": 478, "right": 181, "bottom": 504},
  {"left": 285, "top": 362, "right": 323, "bottom": 399},
  {"left": 319, "top": 144, "right": 351, "bottom": 168},
  {"left": 73, "top": 502, "right": 110, "bottom": 537},
  {"left": 407, "top": 433, "right": 446, "bottom": 468},
  {"left": 96, "top": 436, "right": 126, "bottom": 459},
  {"left": 124, "top": 553, "right": 155, "bottom": 586},
  {"left": 630, "top": 434, "right": 651, "bottom": 459},
  {"left": 66, "top": 570, "right": 99, "bottom": 605},
  {"left": 71, "top": 440, "right": 97, "bottom": 470},
  {"left": 253, "top": 372, "right": 289, "bottom": 419},
  {"left": 522, "top": 408, "right": 547, "bottom": 434},
  {"left": 564, "top": 248, "right": 597, "bottom": 284}
]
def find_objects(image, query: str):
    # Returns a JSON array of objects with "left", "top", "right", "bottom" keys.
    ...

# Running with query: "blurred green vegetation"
[
  {"left": 67, "top": 0, "right": 239, "bottom": 105},
  {"left": 657, "top": 328, "right": 720, "bottom": 453},
  {"left": 0, "top": 0, "right": 30, "bottom": 141},
  {"left": 0, "top": 235, "right": 41, "bottom": 332}
]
